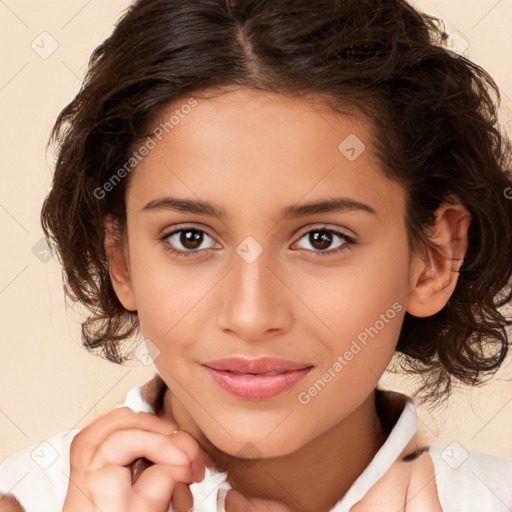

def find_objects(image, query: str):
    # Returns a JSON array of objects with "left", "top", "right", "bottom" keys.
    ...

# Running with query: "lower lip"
[{"left": 202, "top": 366, "right": 312, "bottom": 400}]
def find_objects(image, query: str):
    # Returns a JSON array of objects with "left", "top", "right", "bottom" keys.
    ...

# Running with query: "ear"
[
  {"left": 406, "top": 201, "right": 471, "bottom": 318},
  {"left": 104, "top": 215, "right": 137, "bottom": 312}
]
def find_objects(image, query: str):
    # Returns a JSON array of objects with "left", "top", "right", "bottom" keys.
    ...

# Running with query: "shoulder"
[
  {"left": 427, "top": 443, "right": 512, "bottom": 511},
  {"left": 0, "top": 428, "right": 81, "bottom": 512}
]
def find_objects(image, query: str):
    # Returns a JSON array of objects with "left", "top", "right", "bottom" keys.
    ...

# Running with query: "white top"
[{"left": 1, "top": 377, "right": 512, "bottom": 512}]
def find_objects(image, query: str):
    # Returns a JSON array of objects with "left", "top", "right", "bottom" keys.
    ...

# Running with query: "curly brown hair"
[{"left": 40, "top": 0, "right": 512, "bottom": 407}]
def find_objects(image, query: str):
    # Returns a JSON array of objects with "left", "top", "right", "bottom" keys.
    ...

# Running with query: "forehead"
[{"left": 126, "top": 87, "right": 405, "bottom": 221}]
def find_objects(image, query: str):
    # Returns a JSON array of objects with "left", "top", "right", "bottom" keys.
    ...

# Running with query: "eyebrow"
[{"left": 141, "top": 195, "right": 377, "bottom": 218}]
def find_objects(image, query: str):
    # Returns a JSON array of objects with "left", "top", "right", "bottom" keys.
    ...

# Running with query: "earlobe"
[
  {"left": 104, "top": 216, "right": 137, "bottom": 312},
  {"left": 406, "top": 201, "right": 471, "bottom": 318}
]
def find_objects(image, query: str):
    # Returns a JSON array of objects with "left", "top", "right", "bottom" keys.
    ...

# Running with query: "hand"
[{"left": 61, "top": 407, "right": 207, "bottom": 512}]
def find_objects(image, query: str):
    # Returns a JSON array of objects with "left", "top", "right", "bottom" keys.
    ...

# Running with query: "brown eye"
[
  {"left": 177, "top": 229, "right": 204, "bottom": 250},
  {"left": 293, "top": 228, "right": 356, "bottom": 256},
  {"left": 161, "top": 226, "right": 219, "bottom": 256},
  {"left": 308, "top": 230, "right": 334, "bottom": 251}
]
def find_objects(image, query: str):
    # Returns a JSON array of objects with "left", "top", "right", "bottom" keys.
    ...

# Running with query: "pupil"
[
  {"left": 181, "top": 229, "right": 202, "bottom": 250},
  {"left": 311, "top": 230, "right": 332, "bottom": 250}
]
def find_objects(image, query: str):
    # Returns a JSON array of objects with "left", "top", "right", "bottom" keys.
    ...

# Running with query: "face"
[{"left": 113, "top": 86, "right": 416, "bottom": 458}]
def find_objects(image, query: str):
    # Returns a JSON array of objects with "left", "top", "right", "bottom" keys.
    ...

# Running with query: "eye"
[
  {"left": 159, "top": 225, "right": 356, "bottom": 258},
  {"left": 160, "top": 226, "right": 219, "bottom": 257},
  {"left": 292, "top": 226, "right": 356, "bottom": 256}
]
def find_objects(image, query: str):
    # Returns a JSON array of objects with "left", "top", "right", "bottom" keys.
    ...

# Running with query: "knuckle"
[
  {"left": 69, "top": 445, "right": 94, "bottom": 469},
  {"left": 69, "top": 431, "right": 97, "bottom": 468},
  {"left": 87, "top": 465, "right": 130, "bottom": 493},
  {"left": 112, "top": 406, "right": 136, "bottom": 418},
  {"left": 178, "top": 431, "right": 201, "bottom": 455}
]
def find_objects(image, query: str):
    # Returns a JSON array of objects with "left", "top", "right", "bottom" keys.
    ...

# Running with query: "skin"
[
  {"left": 0, "top": 494, "right": 25, "bottom": 512},
  {"left": 106, "top": 86, "right": 470, "bottom": 511}
]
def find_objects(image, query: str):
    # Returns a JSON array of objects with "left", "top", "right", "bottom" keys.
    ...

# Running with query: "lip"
[
  {"left": 202, "top": 366, "right": 312, "bottom": 400},
  {"left": 201, "top": 357, "right": 313, "bottom": 373},
  {"left": 201, "top": 358, "right": 314, "bottom": 400}
]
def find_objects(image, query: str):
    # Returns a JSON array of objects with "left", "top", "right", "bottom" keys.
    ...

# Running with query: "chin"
[{"left": 205, "top": 427, "right": 307, "bottom": 461}]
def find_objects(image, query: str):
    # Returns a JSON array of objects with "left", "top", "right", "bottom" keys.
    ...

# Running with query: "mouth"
[
  {"left": 200, "top": 357, "right": 313, "bottom": 400},
  {"left": 201, "top": 357, "right": 313, "bottom": 374},
  {"left": 215, "top": 369, "right": 293, "bottom": 376}
]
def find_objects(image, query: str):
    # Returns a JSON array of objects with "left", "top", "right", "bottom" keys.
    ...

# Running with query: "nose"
[{"left": 216, "top": 241, "right": 293, "bottom": 343}]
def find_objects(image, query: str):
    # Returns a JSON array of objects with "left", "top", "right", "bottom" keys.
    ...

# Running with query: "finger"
[
  {"left": 190, "top": 459, "right": 206, "bottom": 483},
  {"left": 84, "top": 465, "right": 131, "bottom": 509},
  {"left": 90, "top": 429, "right": 191, "bottom": 470},
  {"left": 71, "top": 408, "right": 179, "bottom": 467},
  {"left": 104, "top": 428, "right": 206, "bottom": 473},
  {"left": 170, "top": 482, "right": 194, "bottom": 512},
  {"left": 160, "top": 428, "right": 206, "bottom": 469},
  {"left": 130, "top": 456, "right": 205, "bottom": 487},
  {"left": 131, "top": 464, "right": 193, "bottom": 511}
]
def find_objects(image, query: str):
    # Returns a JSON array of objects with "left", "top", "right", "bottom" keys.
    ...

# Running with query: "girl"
[{"left": 1, "top": 0, "right": 512, "bottom": 511}]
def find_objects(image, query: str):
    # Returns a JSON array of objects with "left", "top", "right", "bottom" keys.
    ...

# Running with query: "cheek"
[
  {"left": 129, "top": 252, "right": 218, "bottom": 350},
  {"left": 298, "top": 305, "right": 403, "bottom": 429},
  {"left": 293, "top": 231, "right": 409, "bottom": 335},
  {"left": 291, "top": 230, "right": 408, "bottom": 380},
  {"left": 133, "top": 272, "right": 198, "bottom": 338}
]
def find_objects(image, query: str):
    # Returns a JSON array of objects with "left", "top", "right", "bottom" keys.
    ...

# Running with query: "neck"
[{"left": 163, "top": 388, "right": 388, "bottom": 512}]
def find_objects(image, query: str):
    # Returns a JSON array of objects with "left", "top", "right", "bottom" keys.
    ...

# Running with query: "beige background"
[{"left": 1, "top": 0, "right": 511, "bottom": 465}]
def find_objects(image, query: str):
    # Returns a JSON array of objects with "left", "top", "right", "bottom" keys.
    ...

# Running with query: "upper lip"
[{"left": 201, "top": 357, "right": 313, "bottom": 374}]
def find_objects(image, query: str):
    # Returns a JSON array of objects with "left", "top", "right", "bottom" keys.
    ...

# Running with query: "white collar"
[{"left": 332, "top": 392, "right": 418, "bottom": 511}]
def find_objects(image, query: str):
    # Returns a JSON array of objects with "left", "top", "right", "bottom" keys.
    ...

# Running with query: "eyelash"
[{"left": 159, "top": 225, "right": 357, "bottom": 258}]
